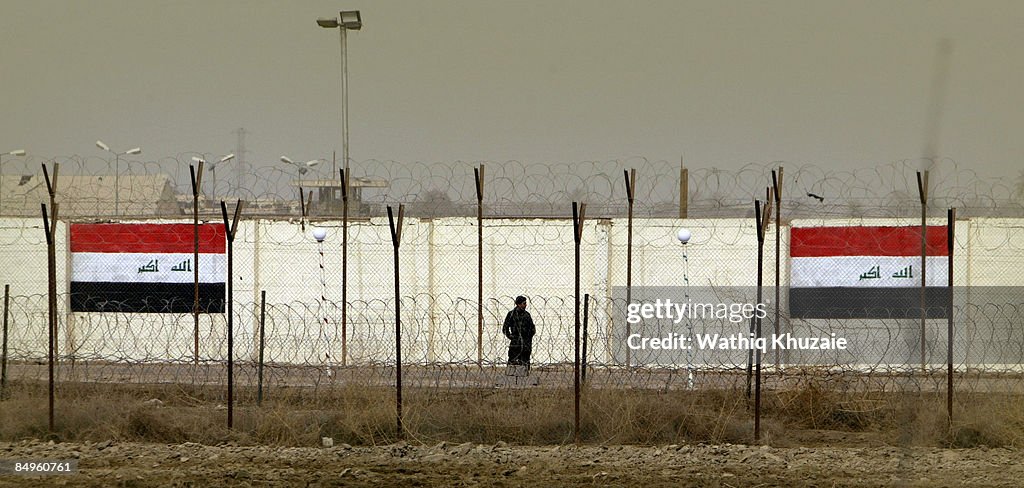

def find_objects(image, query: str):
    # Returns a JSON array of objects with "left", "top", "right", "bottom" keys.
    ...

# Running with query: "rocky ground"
[{"left": 1, "top": 439, "right": 1020, "bottom": 487}]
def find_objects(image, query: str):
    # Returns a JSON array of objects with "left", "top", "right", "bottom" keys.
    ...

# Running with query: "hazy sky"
[{"left": 2, "top": 0, "right": 1023, "bottom": 181}]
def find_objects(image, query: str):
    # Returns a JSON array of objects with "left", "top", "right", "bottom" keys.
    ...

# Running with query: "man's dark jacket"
[{"left": 502, "top": 307, "right": 535, "bottom": 346}]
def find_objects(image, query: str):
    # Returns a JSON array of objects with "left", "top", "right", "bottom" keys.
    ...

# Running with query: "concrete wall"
[{"left": 1, "top": 216, "right": 1021, "bottom": 368}]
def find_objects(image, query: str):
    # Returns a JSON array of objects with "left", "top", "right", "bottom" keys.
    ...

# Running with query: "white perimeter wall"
[{"left": 1, "top": 217, "right": 1021, "bottom": 366}]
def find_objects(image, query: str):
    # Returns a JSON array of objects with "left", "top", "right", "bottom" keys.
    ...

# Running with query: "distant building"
[
  {"left": 0, "top": 173, "right": 181, "bottom": 218},
  {"left": 290, "top": 176, "right": 388, "bottom": 216}
]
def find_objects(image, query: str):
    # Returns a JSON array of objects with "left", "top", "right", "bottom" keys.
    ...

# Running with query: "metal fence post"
[
  {"left": 258, "top": 290, "right": 266, "bottom": 407},
  {"left": 947, "top": 207, "right": 955, "bottom": 426},
  {"left": 754, "top": 192, "right": 773, "bottom": 443},
  {"left": 42, "top": 162, "right": 59, "bottom": 433},
  {"left": 772, "top": 168, "right": 782, "bottom": 369},
  {"left": 341, "top": 169, "right": 349, "bottom": 366},
  {"left": 572, "top": 201, "right": 586, "bottom": 443},
  {"left": 917, "top": 171, "right": 929, "bottom": 370},
  {"left": 475, "top": 165, "right": 484, "bottom": 366},
  {"left": 190, "top": 162, "right": 203, "bottom": 365},
  {"left": 1, "top": 284, "right": 9, "bottom": 399},
  {"left": 624, "top": 169, "right": 635, "bottom": 368},
  {"left": 221, "top": 199, "right": 244, "bottom": 429},
  {"left": 388, "top": 205, "right": 405, "bottom": 438}
]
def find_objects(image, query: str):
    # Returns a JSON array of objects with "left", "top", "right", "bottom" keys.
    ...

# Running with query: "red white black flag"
[
  {"left": 789, "top": 225, "right": 949, "bottom": 319},
  {"left": 70, "top": 223, "right": 226, "bottom": 313}
]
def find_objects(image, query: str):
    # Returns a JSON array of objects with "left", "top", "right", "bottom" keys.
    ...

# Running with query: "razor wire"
[
  {"left": 3, "top": 155, "right": 1024, "bottom": 219},
  {"left": 2, "top": 158, "right": 1024, "bottom": 428},
  {"left": 2, "top": 290, "right": 1023, "bottom": 388}
]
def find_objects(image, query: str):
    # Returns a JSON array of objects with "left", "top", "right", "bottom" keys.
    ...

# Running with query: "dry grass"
[{"left": 1, "top": 379, "right": 1022, "bottom": 448}]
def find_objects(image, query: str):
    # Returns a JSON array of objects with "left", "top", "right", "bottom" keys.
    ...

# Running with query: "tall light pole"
[
  {"left": 318, "top": 10, "right": 361, "bottom": 369},
  {"left": 0, "top": 149, "right": 27, "bottom": 214},
  {"left": 280, "top": 156, "right": 322, "bottom": 177},
  {"left": 96, "top": 140, "right": 141, "bottom": 216},
  {"left": 192, "top": 153, "right": 235, "bottom": 202},
  {"left": 317, "top": 10, "right": 361, "bottom": 179}
]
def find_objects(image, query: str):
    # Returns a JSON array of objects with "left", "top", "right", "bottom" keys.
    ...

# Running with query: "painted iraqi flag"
[
  {"left": 70, "top": 223, "right": 226, "bottom": 313},
  {"left": 789, "top": 226, "right": 949, "bottom": 319}
]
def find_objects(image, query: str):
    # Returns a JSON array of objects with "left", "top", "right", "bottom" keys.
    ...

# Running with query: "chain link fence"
[{"left": 2, "top": 156, "right": 1023, "bottom": 444}]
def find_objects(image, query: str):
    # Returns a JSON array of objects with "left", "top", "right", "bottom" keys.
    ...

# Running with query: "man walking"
[{"left": 502, "top": 295, "right": 536, "bottom": 370}]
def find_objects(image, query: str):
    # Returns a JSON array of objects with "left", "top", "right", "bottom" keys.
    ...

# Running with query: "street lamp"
[
  {"left": 0, "top": 149, "right": 27, "bottom": 214},
  {"left": 317, "top": 10, "right": 362, "bottom": 178},
  {"left": 280, "top": 156, "right": 322, "bottom": 176},
  {"left": 191, "top": 153, "right": 235, "bottom": 201},
  {"left": 96, "top": 140, "right": 141, "bottom": 216}
]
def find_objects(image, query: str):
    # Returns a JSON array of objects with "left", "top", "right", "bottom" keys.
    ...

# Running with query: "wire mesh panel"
[{"left": 1, "top": 159, "right": 1024, "bottom": 445}]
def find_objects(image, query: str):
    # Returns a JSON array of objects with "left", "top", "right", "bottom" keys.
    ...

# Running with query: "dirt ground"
[{"left": 1, "top": 439, "right": 1021, "bottom": 487}]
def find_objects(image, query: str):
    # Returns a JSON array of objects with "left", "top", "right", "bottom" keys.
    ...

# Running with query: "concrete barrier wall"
[{"left": 0, "top": 216, "right": 1021, "bottom": 367}]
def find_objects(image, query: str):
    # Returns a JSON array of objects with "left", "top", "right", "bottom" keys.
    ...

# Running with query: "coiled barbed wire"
[{"left": 2, "top": 155, "right": 1022, "bottom": 218}]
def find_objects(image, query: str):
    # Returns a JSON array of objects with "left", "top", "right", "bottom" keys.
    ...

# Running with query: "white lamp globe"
[
  {"left": 677, "top": 228, "right": 692, "bottom": 244},
  {"left": 312, "top": 228, "right": 328, "bottom": 242}
]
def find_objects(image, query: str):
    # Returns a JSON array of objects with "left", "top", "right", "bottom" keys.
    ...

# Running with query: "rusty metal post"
[
  {"left": 221, "top": 199, "right": 243, "bottom": 429},
  {"left": 258, "top": 290, "right": 266, "bottom": 407},
  {"left": 772, "top": 168, "right": 782, "bottom": 369},
  {"left": 746, "top": 192, "right": 767, "bottom": 401},
  {"left": 753, "top": 193, "right": 772, "bottom": 443},
  {"left": 679, "top": 159, "right": 688, "bottom": 219},
  {"left": 1, "top": 284, "right": 9, "bottom": 399},
  {"left": 572, "top": 202, "right": 586, "bottom": 443},
  {"left": 42, "top": 201, "right": 58, "bottom": 432},
  {"left": 190, "top": 162, "right": 203, "bottom": 364},
  {"left": 299, "top": 187, "right": 312, "bottom": 232},
  {"left": 42, "top": 162, "right": 59, "bottom": 433},
  {"left": 917, "top": 171, "right": 929, "bottom": 370},
  {"left": 341, "top": 169, "right": 349, "bottom": 366},
  {"left": 947, "top": 207, "right": 955, "bottom": 426},
  {"left": 624, "top": 169, "right": 635, "bottom": 368},
  {"left": 43, "top": 164, "right": 58, "bottom": 364},
  {"left": 475, "top": 165, "right": 484, "bottom": 366},
  {"left": 387, "top": 205, "right": 405, "bottom": 438}
]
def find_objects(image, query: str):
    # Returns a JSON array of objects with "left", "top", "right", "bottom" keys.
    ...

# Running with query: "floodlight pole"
[
  {"left": 96, "top": 142, "right": 141, "bottom": 216},
  {"left": 340, "top": 24, "right": 350, "bottom": 179},
  {"left": 318, "top": 11, "right": 361, "bottom": 198}
]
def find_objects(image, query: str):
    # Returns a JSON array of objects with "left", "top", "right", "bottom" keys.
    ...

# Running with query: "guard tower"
[{"left": 290, "top": 176, "right": 388, "bottom": 216}]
